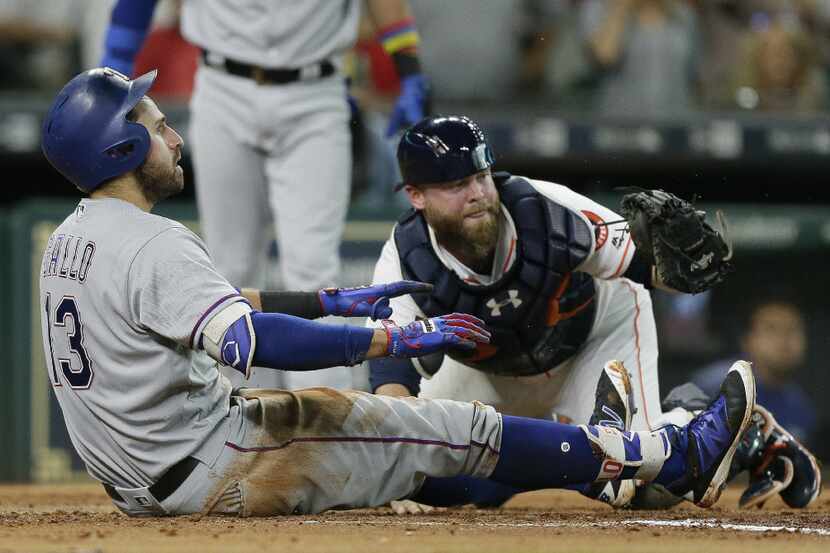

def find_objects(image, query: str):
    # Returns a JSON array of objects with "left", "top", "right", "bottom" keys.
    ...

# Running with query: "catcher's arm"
[{"left": 619, "top": 189, "right": 734, "bottom": 294}]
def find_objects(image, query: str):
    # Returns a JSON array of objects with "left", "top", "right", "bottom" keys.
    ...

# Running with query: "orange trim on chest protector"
[{"left": 545, "top": 273, "right": 594, "bottom": 327}]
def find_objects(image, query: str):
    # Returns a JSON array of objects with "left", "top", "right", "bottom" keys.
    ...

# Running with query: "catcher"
[{"left": 369, "top": 115, "right": 820, "bottom": 512}]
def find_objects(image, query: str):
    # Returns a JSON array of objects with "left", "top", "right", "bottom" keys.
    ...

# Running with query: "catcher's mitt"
[{"left": 619, "top": 189, "right": 734, "bottom": 294}]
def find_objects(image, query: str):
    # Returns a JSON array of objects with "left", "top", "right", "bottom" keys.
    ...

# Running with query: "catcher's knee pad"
[{"left": 202, "top": 302, "right": 255, "bottom": 378}]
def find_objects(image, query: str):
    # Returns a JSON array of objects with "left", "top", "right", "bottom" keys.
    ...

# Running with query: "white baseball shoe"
[{"left": 583, "top": 360, "right": 637, "bottom": 508}]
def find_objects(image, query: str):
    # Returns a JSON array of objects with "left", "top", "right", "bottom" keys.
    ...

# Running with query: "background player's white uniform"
[
  {"left": 369, "top": 178, "right": 677, "bottom": 432},
  {"left": 184, "top": 0, "right": 356, "bottom": 291},
  {"left": 39, "top": 198, "right": 502, "bottom": 516},
  {"left": 183, "top": 0, "right": 359, "bottom": 390}
]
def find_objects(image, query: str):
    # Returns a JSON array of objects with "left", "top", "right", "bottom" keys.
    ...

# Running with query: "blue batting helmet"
[
  {"left": 42, "top": 67, "right": 157, "bottom": 192},
  {"left": 395, "top": 115, "right": 495, "bottom": 191}
]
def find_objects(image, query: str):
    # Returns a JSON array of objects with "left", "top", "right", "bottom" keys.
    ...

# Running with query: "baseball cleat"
[
  {"left": 584, "top": 360, "right": 637, "bottom": 508},
  {"left": 670, "top": 360, "right": 756, "bottom": 507},
  {"left": 584, "top": 479, "right": 637, "bottom": 509},
  {"left": 589, "top": 360, "right": 636, "bottom": 431}
]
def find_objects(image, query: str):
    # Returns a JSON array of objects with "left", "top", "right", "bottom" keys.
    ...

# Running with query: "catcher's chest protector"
[{"left": 394, "top": 175, "right": 596, "bottom": 376}]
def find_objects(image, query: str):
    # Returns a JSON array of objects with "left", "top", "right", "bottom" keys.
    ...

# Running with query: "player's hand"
[
  {"left": 318, "top": 281, "right": 434, "bottom": 320},
  {"left": 382, "top": 313, "right": 490, "bottom": 358},
  {"left": 386, "top": 74, "right": 430, "bottom": 137},
  {"left": 389, "top": 499, "right": 443, "bottom": 515}
]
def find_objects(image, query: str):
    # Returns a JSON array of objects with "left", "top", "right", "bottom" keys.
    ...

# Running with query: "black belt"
[
  {"left": 103, "top": 456, "right": 200, "bottom": 504},
  {"left": 201, "top": 50, "right": 335, "bottom": 85}
]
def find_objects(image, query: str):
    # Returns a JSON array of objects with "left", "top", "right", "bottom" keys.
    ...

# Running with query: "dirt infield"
[{"left": 0, "top": 482, "right": 827, "bottom": 553}]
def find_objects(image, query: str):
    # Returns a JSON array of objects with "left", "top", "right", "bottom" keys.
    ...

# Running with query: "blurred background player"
[{"left": 99, "top": 0, "right": 431, "bottom": 390}]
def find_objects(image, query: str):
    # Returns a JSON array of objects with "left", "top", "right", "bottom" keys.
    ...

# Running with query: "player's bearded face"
[
  {"left": 132, "top": 98, "right": 185, "bottom": 204},
  {"left": 135, "top": 143, "right": 184, "bottom": 203},
  {"left": 424, "top": 184, "right": 500, "bottom": 264}
]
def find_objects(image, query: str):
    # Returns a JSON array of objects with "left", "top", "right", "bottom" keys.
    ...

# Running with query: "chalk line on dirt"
[{"left": 300, "top": 517, "right": 830, "bottom": 537}]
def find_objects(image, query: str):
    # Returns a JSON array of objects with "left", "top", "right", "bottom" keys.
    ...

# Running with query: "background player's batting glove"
[
  {"left": 382, "top": 313, "right": 490, "bottom": 358},
  {"left": 319, "top": 281, "right": 434, "bottom": 320},
  {"left": 620, "top": 188, "right": 734, "bottom": 294},
  {"left": 386, "top": 74, "right": 431, "bottom": 137}
]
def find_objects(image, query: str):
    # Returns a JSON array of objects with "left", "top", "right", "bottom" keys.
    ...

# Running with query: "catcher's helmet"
[
  {"left": 42, "top": 67, "right": 157, "bottom": 192},
  {"left": 395, "top": 115, "right": 495, "bottom": 190}
]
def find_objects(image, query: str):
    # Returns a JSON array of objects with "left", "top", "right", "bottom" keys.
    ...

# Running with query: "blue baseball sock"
[
  {"left": 488, "top": 416, "right": 689, "bottom": 491},
  {"left": 413, "top": 476, "right": 521, "bottom": 508},
  {"left": 654, "top": 425, "right": 688, "bottom": 487},
  {"left": 489, "top": 416, "right": 604, "bottom": 489}
]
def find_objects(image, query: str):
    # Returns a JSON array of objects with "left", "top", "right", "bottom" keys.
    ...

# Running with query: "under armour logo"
[
  {"left": 691, "top": 252, "right": 714, "bottom": 271},
  {"left": 222, "top": 341, "right": 241, "bottom": 367},
  {"left": 486, "top": 290, "right": 522, "bottom": 316}
]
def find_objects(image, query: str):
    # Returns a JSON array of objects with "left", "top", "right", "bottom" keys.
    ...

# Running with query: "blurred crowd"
[{"left": 4, "top": 0, "right": 830, "bottom": 118}]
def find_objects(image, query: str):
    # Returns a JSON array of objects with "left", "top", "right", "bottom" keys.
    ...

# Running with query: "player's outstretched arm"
[
  {"left": 202, "top": 304, "right": 490, "bottom": 378},
  {"left": 240, "top": 280, "right": 433, "bottom": 320}
]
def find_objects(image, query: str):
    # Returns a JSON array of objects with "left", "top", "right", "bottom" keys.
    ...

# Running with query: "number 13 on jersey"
[{"left": 44, "top": 292, "right": 94, "bottom": 389}]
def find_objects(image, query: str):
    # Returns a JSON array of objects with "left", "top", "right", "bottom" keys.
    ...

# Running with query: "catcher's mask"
[
  {"left": 395, "top": 115, "right": 495, "bottom": 191},
  {"left": 42, "top": 67, "right": 157, "bottom": 193}
]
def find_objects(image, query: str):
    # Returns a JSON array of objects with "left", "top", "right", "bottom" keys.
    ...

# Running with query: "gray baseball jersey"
[
  {"left": 180, "top": 0, "right": 360, "bottom": 67},
  {"left": 39, "top": 198, "right": 243, "bottom": 488}
]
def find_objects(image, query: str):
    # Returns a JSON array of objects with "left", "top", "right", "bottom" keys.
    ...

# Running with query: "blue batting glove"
[
  {"left": 386, "top": 74, "right": 430, "bottom": 137},
  {"left": 319, "top": 281, "right": 434, "bottom": 320},
  {"left": 382, "top": 313, "right": 491, "bottom": 358}
]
